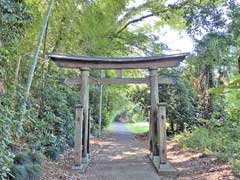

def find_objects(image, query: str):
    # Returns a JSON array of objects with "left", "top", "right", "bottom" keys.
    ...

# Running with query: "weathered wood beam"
[
  {"left": 157, "top": 103, "right": 167, "bottom": 164},
  {"left": 116, "top": 70, "right": 122, "bottom": 78},
  {"left": 52, "top": 59, "right": 180, "bottom": 69},
  {"left": 80, "top": 69, "right": 89, "bottom": 160},
  {"left": 74, "top": 104, "right": 83, "bottom": 166},
  {"left": 149, "top": 69, "right": 159, "bottom": 156},
  {"left": 87, "top": 108, "right": 91, "bottom": 154},
  {"left": 98, "top": 70, "right": 105, "bottom": 137},
  {"left": 49, "top": 52, "right": 189, "bottom": 69},
  {"left": 63, "top": 77, "right": 176, "bottom": 85}
]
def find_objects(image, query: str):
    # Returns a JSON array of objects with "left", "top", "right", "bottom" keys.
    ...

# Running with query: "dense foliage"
[
  {"left": 174, "top": 1, "right": 240, "bottom": 177},
  {"left": 128, "top": 69, "right": 197, "bottom": 134},
  {"left": 0, "top": 0, "right": 240, "bottom": 179}
]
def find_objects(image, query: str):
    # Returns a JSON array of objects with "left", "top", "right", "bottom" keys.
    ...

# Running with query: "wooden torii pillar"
[
  {"left": 49, "top": 52, "right": 188, "bottom": 176},
  {"left": 73, "top": 104, "right": 83, "bottom": 167},
  {"left": 80, "top": 68, "right": 90, "bottom": 162},
  {"left": 149, "top": 68, "right": 159, "bottom": 157}
]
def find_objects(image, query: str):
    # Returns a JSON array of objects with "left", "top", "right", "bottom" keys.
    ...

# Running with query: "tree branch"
[
  {"left": 117, "top": 0, "right": 190, "bottom": 34},
  {"left": 117, "top": 13, "right": 154, "bottom": 34}
]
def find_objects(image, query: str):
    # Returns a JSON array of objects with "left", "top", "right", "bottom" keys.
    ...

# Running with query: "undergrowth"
[{"left": 175, "top": 121, "right": 240, "bottom": 177}]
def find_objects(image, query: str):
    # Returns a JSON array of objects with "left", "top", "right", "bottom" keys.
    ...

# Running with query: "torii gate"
[{"left": 49, "top": 52, "right": 188, "bottom": 176}]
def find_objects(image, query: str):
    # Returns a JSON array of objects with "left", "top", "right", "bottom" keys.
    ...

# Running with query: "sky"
[
  {"left": 129, "top": 18, "right": 194, "bottom": 54},
  {"left": 155, "top": 26, "right": 194, "bottom": 53},
  {"left": 128, "top": 0, "right": 194, "bottom": 54}
]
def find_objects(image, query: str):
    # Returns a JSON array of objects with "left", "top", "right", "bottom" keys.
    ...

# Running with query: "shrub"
[
  {"left": 44, "top": 146, "right": 60, "bottom": 160},
  {"left": 14, "top": 152, "right": 32, "bottom": 165},
  {"left": 29, "top": 152, "right": 44, "bottom": 165},
  {"left": 10, "top": 151, "right": 43, "bottom": 180},
  {"left": 232, "top": 160, "right": 240, "bottom": 177},
  {"left": 10, "top": 165, "right": 28, "bottom": 180},
  {"left": 10, "top": 164, "right": 42, "bottom": 180},
  {"left": 131, "top": 113, "right": 146, "bottom": 123},
  {"left": 176, "top": 122, "right": 240, "bottom": 176},
  {"left": 178, "top": 127, "right": 211, "bottom": 151},
  {"left": 0, "top": 95, "right": 15, "bottom": 179},
  {"left": 25, "top": 164, "right": 42, "bottom": 180}
]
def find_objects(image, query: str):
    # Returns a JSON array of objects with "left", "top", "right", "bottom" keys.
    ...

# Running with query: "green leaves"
[
  {"left": 0, "top": 96, "right": 16, "bottom": 179},
  {"left": 183, "top": 0, "right": 227, "bottom": 37},
  {"left": 0, "top": 0, "right": 30, "bottom": 46}
]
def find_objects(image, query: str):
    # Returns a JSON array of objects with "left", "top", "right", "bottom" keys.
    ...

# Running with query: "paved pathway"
[
  {"left": 82, "top": 122, "right": 160, "bottom": 180},
  {"left": 41, "top": 122, "right": 237, "bottom": 180}
]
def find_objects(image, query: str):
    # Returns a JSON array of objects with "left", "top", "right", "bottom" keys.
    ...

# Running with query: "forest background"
[{"left": 1, "top": 0, "right": 240, "bottom": 179}]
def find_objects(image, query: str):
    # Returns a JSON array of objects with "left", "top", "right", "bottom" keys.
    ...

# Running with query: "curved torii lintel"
[{"left": 48, "top": 52, "right": 189, "bottom": 69}]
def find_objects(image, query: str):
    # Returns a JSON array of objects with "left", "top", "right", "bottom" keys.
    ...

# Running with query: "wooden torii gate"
[{"left": 49, "top": 52, "right": 188, "bottom": 176}]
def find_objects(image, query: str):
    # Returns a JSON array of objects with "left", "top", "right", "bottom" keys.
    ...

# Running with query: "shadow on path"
[
  {"left": 82, "top": 122, "right": 160, "bottom": 180},
  {"left": 41, "top": 122, "right": 237, "bottom": 180}
]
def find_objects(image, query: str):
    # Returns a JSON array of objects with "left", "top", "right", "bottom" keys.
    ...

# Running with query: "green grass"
[
  {"left": 125, "top": 122, "right": 149, "bottom": 134},
  {"left": 105, "top": 123, "right": 115, "bottom": 132}
]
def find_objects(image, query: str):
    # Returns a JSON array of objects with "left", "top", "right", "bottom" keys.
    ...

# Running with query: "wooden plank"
[
  {"left": 74, "top": 104, "right": 83, "bottom": 166},
  {"left": 53, "top": 59, "right": 180, "bottom": 69},
  {"left": 149, "top": 69, "right": 159, "bottom": 156},
  {"left": 148, "top": 107, "right": 152, "bottom": 153},
  {"left": 116, "top": 69, "right": 122, "bottom": 78},
  {"left": 87, "top": 108, "right": 91, "bottom": 154},
  {"left": 98, "top": 70, "right": 104, "bottom": 137},
  {"left": 93, "top": 77, "right": 148, "bottom": 84},
  {"left": 158, "top": 77, "right": 176, "bottom": 85},
  {"left": 49, "top": 52, "right": 188, "bottom": 69},
  {"left": 157, "top": 103, "right": 167, "bottom": 164},
  {"left": 80, "top": 69, "right": 89, "bottom": 158},
  {"left": 64, "top": 77, "right": 176, "bottom": 85}
]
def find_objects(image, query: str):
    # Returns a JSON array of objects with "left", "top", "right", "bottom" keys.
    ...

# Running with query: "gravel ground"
[{"left": 41, "top": 123, "right": 239, "bottom": 180}]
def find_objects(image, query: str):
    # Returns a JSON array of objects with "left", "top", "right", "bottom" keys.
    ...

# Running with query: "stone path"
[{"left": 81, "top": 122, "right": 160, "bottom": 180}]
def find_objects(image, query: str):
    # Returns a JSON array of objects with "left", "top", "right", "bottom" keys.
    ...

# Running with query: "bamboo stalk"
[{"left": 19, "top": 0, "right": 54, "bottom": 132}]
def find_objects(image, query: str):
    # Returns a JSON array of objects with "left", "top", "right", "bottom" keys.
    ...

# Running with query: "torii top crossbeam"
[{"left": 48, "top": 52, "right": 189, "bottom": 69}]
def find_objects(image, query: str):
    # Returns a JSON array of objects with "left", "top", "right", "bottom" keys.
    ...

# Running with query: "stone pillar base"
[
  {"left": 82, "top": 154, "right": 90, "bottom": 163},
  {"left": 149, "top": 155, "right": 177, "bottom": 177},
  {"left": 72, "top": 154, "right": 91, "bottom": 174}
]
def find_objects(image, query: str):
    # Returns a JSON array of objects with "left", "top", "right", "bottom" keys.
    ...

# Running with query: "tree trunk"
[{"left": 203, "top": 65, "right": 214, "bottom": 119}]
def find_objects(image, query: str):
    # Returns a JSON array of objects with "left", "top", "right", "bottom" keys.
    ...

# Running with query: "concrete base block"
[
  {"left": 159, "top": 163, "right": 177, "bottom": 177},
  {"left": 72, "top": 163, "right": 89, "bottom": 173},
  {"left": 82, "top": 154, "right": 90, "bottom": 163},
  {"left": 149, "top": 155, "right": 177, "bottom": 177},
  {"left": 72, "top": 154, "right": 91, "bottom": 174},
  {"left": 72, "top": 165, "right": 82, "bottom": 171}
]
